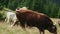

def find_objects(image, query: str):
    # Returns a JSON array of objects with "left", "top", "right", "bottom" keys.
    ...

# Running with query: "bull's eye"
[{"left": 52, "top": 26, "right": 55, "bottom": 29}]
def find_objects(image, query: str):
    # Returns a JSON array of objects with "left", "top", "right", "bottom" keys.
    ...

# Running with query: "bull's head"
[
  {"left": 16, "top": 7, "right": 28, "bottom": 14},
  {"left": 48, "top": 24, "right": 57, "bottom": 34}
]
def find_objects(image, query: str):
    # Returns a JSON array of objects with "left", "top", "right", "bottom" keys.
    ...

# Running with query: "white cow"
[{"left": 4, "top": 12, "right": 18, "bottom": 27}]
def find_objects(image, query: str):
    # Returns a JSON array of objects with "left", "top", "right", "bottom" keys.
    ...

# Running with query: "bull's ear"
[
  {"left": 53, "top": 22, "right": 56, "bottom": 26},
  {"left": 16, "top": 8, "right": 20, "bottom": 11}
]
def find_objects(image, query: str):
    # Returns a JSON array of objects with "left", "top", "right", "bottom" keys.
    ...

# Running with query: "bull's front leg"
[
  {"left": 37, "top": 27, "right": 45, "bottom": 34},
  {"left": 40, "top": 30, "right": 44, "bottom": 34}
]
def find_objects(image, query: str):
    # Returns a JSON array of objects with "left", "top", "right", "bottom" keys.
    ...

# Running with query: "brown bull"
[{"left": 16, "top": 7, "right": 57, "bottom": 34}]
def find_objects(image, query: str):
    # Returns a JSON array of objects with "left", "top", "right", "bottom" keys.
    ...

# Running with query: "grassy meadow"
[{"left": 0, "top": 18, "right": 60, "bottom": 34}]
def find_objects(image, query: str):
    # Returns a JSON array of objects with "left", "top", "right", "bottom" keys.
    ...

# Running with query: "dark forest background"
[{"left": 0, "top": 0, "right": 60, "bottom": 20}]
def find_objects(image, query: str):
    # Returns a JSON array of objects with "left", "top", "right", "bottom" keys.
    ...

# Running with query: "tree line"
[{"left": 0, "top": 0, "right": 60, "bottom": 18}]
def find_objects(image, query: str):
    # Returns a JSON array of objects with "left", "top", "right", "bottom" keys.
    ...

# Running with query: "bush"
[
  {"left": 0, "top": 5, "right": 3, "bottom": 10},
  {"left": 0, "top": 11, "right": 6, "bottom": 20}
]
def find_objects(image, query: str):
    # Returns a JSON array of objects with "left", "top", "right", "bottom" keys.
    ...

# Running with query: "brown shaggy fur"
[{"left": 16, "top": 8, "right": 57, "bottom": 34}]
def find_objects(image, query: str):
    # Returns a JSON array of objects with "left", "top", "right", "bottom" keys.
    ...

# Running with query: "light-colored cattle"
[{"left": 4, "top": 12, "right": 18, "bottom": 27}]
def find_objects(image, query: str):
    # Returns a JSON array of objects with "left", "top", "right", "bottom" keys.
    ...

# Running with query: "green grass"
[{"left": 0, "top": 18, "right": 60, "bottom": 34}]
